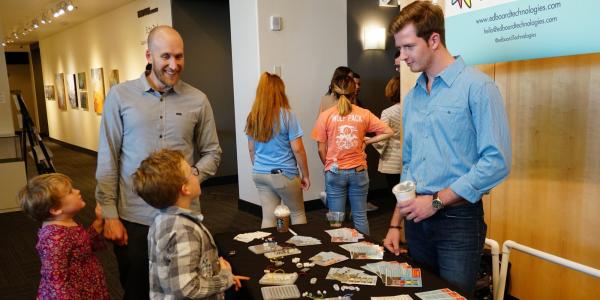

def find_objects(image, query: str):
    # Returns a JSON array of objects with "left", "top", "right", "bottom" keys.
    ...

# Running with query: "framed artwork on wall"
[
  {"left": 108, "top": 69, "right": 119, "bottom": 90},
  {"left": 77, "top": 72, "right": 88, "bottom": 110},
  {"left": 55, "top": 73, "right": 67, "bottom": 110},
  {"left": 91, "top": 67, "right": 105, "bottom": 114},
  {"left": 67, "top": 74, "right": 78, "bottom": 109},
  {"left": 79, "top": 92, "right": 88, "bottom": 110},
  {"left": 77, "top": 72, "right": 87, "bottom": 89},
  {"left": 44, "top": 85, "right": 55, "bottom": 101}
]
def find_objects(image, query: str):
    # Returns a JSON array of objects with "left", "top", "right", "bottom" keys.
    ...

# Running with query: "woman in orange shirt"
[{"left": 311, "top": 75, "right": 393, "bottom": 234}]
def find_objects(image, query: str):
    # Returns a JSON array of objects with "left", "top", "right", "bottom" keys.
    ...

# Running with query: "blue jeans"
[
  {"left": 325, "top": 169, "right": 370, "bottom": 235},
  {"left": 404, "top": 201, "right": 486, "bottom": 298}
]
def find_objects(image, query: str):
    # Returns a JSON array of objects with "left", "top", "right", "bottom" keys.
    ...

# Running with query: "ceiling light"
[
  {"left": 33, "top": 19, "right": 39, "bottom": 29},
  {"left": 41, "top": 13, "right": 47, "bottom": 24},
  {"left": 46, "top": 9, "right": 54, "bottom": 23},
  {"left": 58, "top": 2, "right": 66, "bottom": 16},
  {"left": 66, "top": 1, "right": 74, "bottom": 11},
  {"left": 1, "top": 42, "right": 6, "bottom": 47}
]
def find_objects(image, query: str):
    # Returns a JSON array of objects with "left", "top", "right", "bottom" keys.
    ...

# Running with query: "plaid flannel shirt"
[{"left": 148, "top": 206, "right": 234, "bottom": 299}]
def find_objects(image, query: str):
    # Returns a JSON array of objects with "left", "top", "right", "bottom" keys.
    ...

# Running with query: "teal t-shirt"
[{"left": 249, "top": 109, "right": 303, "bottom": 178}]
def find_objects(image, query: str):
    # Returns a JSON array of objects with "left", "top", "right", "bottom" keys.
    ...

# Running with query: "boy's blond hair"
[
  {"left": 19, "top": 173, "right": 72, "bottom": 222},
  {"left": 132, "top": 149, "right": 188, "bottom": 209}
]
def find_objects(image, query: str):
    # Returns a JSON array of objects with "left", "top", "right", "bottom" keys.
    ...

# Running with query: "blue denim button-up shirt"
[{"left": 401, "top": 56, "right": 511, "bottom": 202}]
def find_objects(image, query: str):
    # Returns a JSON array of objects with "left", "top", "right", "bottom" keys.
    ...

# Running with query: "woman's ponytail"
[{"left": 331, "top": 75, "right": 356, "bottom": 117}]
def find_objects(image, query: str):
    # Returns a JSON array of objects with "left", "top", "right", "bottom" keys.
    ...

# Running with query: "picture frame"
[
  {"left": 67, "top": 74, "right": 78, "bottom": 109},
  {"left": 44, "top": 85, "right": 55, "bottom": 101},
  {"left": 55, "top": 73, "right": 67, "bottom": 110},
  {"left": 91, "top": 67, "right": 105, "bottom": 114}
]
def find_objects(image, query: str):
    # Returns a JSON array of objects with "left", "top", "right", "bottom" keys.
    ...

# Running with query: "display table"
[{"left": 214, "top": 218, "right": 466, "bottom": 299}]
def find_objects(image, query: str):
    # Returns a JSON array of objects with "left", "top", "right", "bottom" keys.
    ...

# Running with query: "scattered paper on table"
[{"left": 233, "top": 231, "right": 271, "bottom": 243}]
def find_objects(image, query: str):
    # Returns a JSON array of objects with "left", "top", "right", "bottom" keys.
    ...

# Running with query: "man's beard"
[{"left": 153, "top": 65, "right": 179, "bottom": 89}]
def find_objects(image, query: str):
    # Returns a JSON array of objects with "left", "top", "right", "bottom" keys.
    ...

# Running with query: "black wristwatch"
[{"left": 432, "top": 191, "right": 444, "bottom": 210}]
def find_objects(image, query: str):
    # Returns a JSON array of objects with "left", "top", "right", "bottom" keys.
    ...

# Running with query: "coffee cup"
[
  {"left": 274, "top": 204, "right": 291, "bottom": 232},
  {"left": 392, "top": 181, "right": 416, "bottom": 204}
]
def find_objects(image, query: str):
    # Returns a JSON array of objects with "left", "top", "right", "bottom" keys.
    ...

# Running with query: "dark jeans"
[
  {"left": 404, "top": 201, "right": 486, "bottom": 298},
  {"left": 113, "top": 219, "right": 150, "bottom": 300}
]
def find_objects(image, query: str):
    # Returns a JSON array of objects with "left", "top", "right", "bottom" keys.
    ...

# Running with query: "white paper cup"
[
  {"left": 274, "top": 204, "right": 291, "bottom": 232},
  {"left": 392, "top": 181, "right": 416, "bottom": 203}
]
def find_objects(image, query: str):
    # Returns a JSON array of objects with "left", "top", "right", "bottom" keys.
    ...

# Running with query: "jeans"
[
  {"left": 404, "top": 201, "right": 486, "bottom": 298},
  {"left": 253, "top": 173, "right": 307, "bottom": 228},
  {"left": 325, "top": 169, "right": 370, "bottom": 235}
]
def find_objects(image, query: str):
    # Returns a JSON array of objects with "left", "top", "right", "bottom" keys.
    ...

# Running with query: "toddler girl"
[{"left": 19, "top": 173, "right": 109, "bottom": 299}]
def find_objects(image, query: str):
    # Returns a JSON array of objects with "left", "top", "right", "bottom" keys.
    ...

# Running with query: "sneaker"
[
  {"left": 366, "top": 202, "right": 378, "bottom": 212},
  {"left": 320, "top": 191, "right": 327, "bottom": 207}
]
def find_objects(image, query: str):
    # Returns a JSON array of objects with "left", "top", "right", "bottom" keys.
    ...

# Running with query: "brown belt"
[{"left": 354, "top": 165, "right": 366, "bottom": 172}]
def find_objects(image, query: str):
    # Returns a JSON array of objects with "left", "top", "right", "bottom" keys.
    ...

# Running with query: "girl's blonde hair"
[
  {"left": 19, "top": 173, "right": 72, "bottom": 222},
  {"left": 332, "top": 75, "right": 356, "bottom": 116},
  {"left": 245, "top": 72, "right": 290, "bottom": 142}
]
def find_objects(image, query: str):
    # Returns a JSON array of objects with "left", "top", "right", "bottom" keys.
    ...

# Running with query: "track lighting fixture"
[{"left": 3, "top": 1, "right": 77, "bottom": 44}]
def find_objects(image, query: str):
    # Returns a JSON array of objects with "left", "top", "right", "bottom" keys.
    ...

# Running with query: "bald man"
[{"left": 95, "top": 25, "right": 221, "bottom": 298}]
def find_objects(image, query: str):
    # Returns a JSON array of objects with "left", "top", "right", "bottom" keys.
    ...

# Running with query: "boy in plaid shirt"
[{"left": 133, "top": 149, "right": 249, "bottom": 299}]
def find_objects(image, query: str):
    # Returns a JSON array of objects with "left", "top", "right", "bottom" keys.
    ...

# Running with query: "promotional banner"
[{"left": 445, "top": 0, "right": 600, "bottom": 65}]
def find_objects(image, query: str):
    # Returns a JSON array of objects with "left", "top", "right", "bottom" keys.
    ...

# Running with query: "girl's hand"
[
  {"left": 92, "top": 203, "right": 105, "bottom": 234},
  {"left": 94, "top": 203, "right": 103, "bottom": 221}
]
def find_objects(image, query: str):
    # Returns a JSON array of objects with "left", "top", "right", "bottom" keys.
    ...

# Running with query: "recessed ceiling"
[{"left": 1, "top": 0, "right": 136, "bottom": 45}]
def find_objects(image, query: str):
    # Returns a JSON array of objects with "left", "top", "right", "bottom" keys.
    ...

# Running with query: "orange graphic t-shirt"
[{"left": 312, "top": 105, "right": 390, "bottom": 171}]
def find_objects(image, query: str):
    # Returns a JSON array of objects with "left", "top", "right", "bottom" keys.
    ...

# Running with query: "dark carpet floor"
[{"left": 0, "top": 140, "right": 397, "bottom": 300}]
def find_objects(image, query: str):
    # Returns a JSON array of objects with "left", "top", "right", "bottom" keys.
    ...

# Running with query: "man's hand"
[
  {"left": 300, "top": 176, "right": 310, "bottom": 191},
  {"left": 383, "top": 228, "right": 402, "bottom": 255},
  {"left": 103, "top": 218, "right": 128, "bottom": 246},
  {"left": 398, "top": 195, "right": 437, "bottom": 223}
]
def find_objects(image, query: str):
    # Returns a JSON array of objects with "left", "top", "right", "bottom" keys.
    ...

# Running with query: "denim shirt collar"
[
  {"left": 161, "top": 205, "right": 204, "bottom": 223},
  {"left": 416, "top": 55, "right": 466, "bottom": 91}
]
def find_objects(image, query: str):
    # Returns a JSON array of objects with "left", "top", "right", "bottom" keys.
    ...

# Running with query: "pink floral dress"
[{"left": 36, "top": 224, "right": 109, "bottom": 300}]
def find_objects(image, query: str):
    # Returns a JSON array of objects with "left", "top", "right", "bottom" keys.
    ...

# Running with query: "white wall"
[
  {"left": 230, "top": 0, "right": 348, "bottom": 205},
  {"left": 40, "top": 0, "right": 171, "bottom": 151},
  {"left": 0, "top": 22, "right": 16, "bottom": 136},
  {"left": 7, "top": 53, "right": 38, "bottom": 131}
]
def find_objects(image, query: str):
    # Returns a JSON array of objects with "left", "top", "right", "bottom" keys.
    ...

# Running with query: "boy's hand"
[
  {"left": 232, "top": 275, "right": 250, "bottom": 291},
  {"left": 219, "top": 257, "right": 232, "bottom": 271}
]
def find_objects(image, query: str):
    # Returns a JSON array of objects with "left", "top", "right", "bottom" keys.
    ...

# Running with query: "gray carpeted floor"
[{"left": 0, "top": 140, "right": 396, "bottom": 299}]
